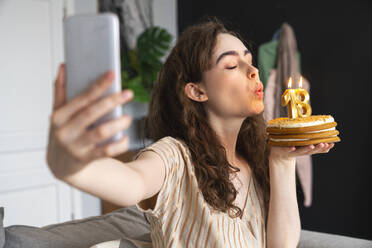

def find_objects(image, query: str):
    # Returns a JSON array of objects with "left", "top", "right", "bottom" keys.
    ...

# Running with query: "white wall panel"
[
  {"left": 0, "top": 0, "right": 54, "bottom": 138},
  {"left": 0, "top": 185, "right": 59, "bottom": 227},
  {"left": 0, "top": 0, "right": 72, "bottom": 227}
]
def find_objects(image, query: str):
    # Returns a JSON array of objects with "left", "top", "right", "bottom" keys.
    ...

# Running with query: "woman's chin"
[
  {"left": 244, "top": 108, "right": 264, "bottom": 118},
  {"left": 253, "top": 102, "right": 264, "bottom": 115},
  {"left": 240, "top": 101, "right": 264, "bottom": 117}
]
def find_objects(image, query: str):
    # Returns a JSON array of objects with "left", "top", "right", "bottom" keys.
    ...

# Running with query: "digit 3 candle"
[{"left": 295, "top": 77, "right": 312, "bottom": 117}]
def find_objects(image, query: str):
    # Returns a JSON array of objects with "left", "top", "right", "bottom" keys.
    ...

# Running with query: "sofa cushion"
[
  {"left": 2, "top": 205, "right": 372, "bottom": 248},
  {"left": 299, "top": 230, "right": 372, "bottom": 248},
  {"left": 0, "top": 207, "right": 5, "bottom": 248},
  {"left": 90, "top": 239, "right": 121, "bottom": 248},
  {"left": 3, "top": 206, "right": 151, "bottom": 248},
  {"left": 90, "top": 237, "right": 152, "bottom": 248}
]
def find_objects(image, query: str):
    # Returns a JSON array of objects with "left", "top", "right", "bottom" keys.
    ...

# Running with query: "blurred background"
[{"left": 0, "top": 0, "right": 370, "bottom": 241}]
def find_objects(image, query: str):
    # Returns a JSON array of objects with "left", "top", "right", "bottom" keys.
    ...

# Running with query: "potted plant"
[{"left": 121, "top": 26, "right": 173, "bottom": 149}]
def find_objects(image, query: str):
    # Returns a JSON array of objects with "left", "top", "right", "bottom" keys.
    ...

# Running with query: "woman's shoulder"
[
  {"left": 135, "top": 136, "right": 190, "bottom": 164},
  {"left": 135, "top": 137, "right": 194, "bottom": 217},
  {"left": 155, "top": 136, "right": 185, "bottom": 145},
  {"left": 150, "top": 136, "right": 189, "bottom": 153}
]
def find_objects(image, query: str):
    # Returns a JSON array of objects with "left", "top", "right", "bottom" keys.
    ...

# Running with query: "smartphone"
[{"left": 64, "top": 13, "right": 123, "bottom": 147}]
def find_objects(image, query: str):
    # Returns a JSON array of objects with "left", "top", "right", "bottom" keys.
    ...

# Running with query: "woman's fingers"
[
  {"left": 288, "top": 145, "right": 315, "bottom": 157},
  {"left": 58, "top": 89, "right": 133, "bottom": 143},
  {"left": 53, "top": 64, "right": 66, "bottom": 111},
  {"left": 51, "top": 71, "right": 115, "bottom": 128},
  {"left": 270, "top": 143, "right": 335, "bottom": 163},
  {"left": 314, "top": 143, "right": 334, "bottom": 154},
  {"left": 290, "top": 143, "right": 334, "bottom": 156},
  {"left": 308, "top": 143, "right": 331, "bottom": 154},
  {"left": 90, "top": 135, "right": 130, "bottom": 159},
  {"left": 72, "top": 114, "right": 132, "bottom": 149}
]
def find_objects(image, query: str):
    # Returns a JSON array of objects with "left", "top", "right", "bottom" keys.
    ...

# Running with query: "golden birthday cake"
[
  {"left": 267, "top": 76, "right": 341, "bottom": 146},
  {"left": 267, "top": 115, "right": 341, "bottom": 147}
]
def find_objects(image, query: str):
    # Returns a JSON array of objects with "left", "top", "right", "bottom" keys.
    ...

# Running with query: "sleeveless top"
[{"left": 134, "top": 136, "right": 266, "bottom": 248}]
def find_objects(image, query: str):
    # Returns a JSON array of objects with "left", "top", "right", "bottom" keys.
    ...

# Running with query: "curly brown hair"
[{"left": 144, "top": 17, "right": 270, "bottom": 220}]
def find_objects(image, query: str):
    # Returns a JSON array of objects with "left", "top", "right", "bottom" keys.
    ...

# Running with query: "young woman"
[{"left": 47, "top": 18, "right": 334, "bottom": 247}]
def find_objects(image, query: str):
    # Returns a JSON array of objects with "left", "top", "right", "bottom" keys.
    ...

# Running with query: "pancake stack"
[{"left": 267, "top": 115, "right": 341, "bottom": 147}]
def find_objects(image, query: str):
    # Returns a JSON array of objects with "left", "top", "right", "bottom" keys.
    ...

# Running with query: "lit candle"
[
  {"left": 281, "top": 76, "right": 312, "bottom": 119},
  {"left": 281, "top": 77, "right": 299, "bottom": 118},
  {"left": 295, "top": 77, "right": 312, "bottom": 117}
]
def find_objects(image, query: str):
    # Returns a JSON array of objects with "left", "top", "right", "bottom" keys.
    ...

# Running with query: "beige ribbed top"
[{"left": 134, "top": 136, "right": 266, "bottom": 248}]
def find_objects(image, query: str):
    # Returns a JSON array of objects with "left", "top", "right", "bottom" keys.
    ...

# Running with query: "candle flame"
[
  {"left": 299, "top": 76, "right": 303, "bottom": 88},
  {"left": 288, "top": 77, "right": 293, "bottom": 88}
]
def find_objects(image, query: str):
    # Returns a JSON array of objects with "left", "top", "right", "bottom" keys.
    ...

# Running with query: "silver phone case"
[{"left": 64, "top": 13, "right": 123, "bottom": 147}]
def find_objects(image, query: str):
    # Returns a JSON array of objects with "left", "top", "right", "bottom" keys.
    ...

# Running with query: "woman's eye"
[{"left": 226, "top": 66, "right": 237, "bottom": 70}]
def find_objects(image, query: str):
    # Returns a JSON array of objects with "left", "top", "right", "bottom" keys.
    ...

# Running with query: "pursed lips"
[{"left": 254, "top": 82, "right": 264, "bottom": 97}]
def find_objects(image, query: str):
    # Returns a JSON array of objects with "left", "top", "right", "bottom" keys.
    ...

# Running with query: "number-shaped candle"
[
  {"left": 295, "top": 77, "right": 312, "bottom": 117},
  {"left": 281, "top": 77, "right": 312, "bottom": 119},
  {"left": 281, "top": 77, "right": 299, "bottom": 118}
]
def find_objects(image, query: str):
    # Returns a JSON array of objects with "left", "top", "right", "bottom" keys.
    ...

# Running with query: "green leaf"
[
  {"left": 125, "top": 76, "right": 150, "bottom": 103},
  {"left": 137, "top": 27, "right": 173, "bottom": 66},
  {"left": 120, "top": 26, "right": 173, "bottom": 103}
]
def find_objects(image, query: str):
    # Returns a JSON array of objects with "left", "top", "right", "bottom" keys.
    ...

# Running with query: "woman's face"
[{"left": 201, "top": 33, "right": 264, "bottom": 119}]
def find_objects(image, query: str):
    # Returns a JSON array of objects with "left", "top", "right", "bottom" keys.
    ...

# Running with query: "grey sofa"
[{"left": 1, "top": 206, "right": 371, "bottom": 248}]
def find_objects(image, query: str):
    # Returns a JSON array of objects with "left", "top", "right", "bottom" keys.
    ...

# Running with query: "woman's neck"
[{"left": 208, "top": 114, "right": 245, "bottom": 165}]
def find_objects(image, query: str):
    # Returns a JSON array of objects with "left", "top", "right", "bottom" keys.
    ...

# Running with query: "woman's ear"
[{"left": 184, "top": 82, "right": 208, "bottom": 102}]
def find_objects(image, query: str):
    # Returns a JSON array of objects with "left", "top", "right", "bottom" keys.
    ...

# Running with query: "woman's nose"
[{"left": 247, "top": 66, "right": 259, "bottom": 80}]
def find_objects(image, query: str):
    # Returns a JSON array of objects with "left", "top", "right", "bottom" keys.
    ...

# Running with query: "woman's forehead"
[{"left": 213, "top": 33, "right": 248, "bottom": 58}]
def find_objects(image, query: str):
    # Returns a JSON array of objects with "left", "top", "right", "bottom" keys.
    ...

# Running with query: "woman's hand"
[
  {"left": 46, "top": 64, "right": 134, "bottom": 179},
  {"left": 269, "top": 143, "right": 335, "bottom": 166}
]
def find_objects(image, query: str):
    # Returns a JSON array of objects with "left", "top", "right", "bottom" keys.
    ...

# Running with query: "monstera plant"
[{"left": 121, "top": 26, "right": 173, "bottom": 103}]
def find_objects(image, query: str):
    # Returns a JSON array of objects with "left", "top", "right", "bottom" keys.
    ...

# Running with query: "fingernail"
[{"left": 122, "top": 90, "right": 133, "bottom": 100}]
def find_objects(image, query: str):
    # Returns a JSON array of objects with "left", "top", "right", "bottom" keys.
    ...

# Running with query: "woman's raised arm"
[
  {"left": 59, "top": 150, "right": 165, "bottom": 207},
  {"left": 46, "top": 64, "right": 165, "bottom": 207}
]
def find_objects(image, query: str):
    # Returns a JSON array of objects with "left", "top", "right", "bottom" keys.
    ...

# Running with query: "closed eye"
[{"left": 226, "top": 66, "right": 237, "bottom": 70}]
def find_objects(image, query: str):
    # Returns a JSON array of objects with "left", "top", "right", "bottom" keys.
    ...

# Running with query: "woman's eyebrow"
[{"left": 216, "top": 49, "right": 250, "bottom": 65}]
